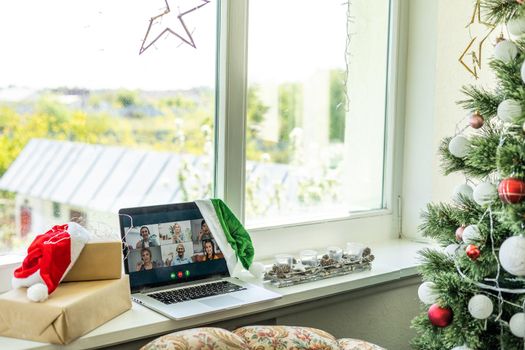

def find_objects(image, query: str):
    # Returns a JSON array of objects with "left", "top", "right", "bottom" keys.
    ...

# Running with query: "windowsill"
[{"left": 0, "top": 238, "right": 432, "bottom": 350}]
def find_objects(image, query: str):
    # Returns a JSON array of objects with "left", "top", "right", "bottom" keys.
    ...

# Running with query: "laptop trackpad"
[{"left": 199, "top": 295, "right": 243, "bottom": 308}]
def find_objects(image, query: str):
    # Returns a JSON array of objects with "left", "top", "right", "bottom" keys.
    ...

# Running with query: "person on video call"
[
  {"left": 136, "top": 248, "right": 159, "bottom": 271},
  {"left": 202, "top": 239, "right": 219, "bottom": 261},
  {"left": 197, "top": 220, "right": 213, "bottom": 241},
  {"left": 172, "top": 222, "right": 184, "bottom": 243},
  {"left": 135, "top": 226, "right": 159, "bottom": 249},
  {"left": 172, "top": 243, "right": 192, "bottom": 265}
]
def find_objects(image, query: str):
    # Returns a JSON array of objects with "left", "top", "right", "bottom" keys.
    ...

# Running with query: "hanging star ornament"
[
  {"left": 139, "top": 0, "right": 210, "bottom": 55},
  {"left": 459, "top": 0, "right": 495, "bottom": 79}
]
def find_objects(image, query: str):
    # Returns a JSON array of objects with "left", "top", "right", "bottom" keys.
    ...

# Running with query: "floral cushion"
[
  {"left": 337, "top": 338, "right": 385, "bottom": 350},
  {"left": 140, "top": 327, "right": 247, "bottom": 350},
  {"left": 233, "top": 325, "right": 339, "bottom": 350}
]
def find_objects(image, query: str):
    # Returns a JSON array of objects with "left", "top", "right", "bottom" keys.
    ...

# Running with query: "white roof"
[{"left": 0, "top": 139, "right": 207, "bottom": 213}]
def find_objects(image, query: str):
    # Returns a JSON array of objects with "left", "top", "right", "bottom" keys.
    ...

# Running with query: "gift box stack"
[{"left": 0, "top": 223, "right": 131, "bottom": 344}]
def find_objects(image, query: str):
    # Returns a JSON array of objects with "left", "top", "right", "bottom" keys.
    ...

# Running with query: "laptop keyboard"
[{"left": 148, "top": 281, "right": 246, "bottom": 304}]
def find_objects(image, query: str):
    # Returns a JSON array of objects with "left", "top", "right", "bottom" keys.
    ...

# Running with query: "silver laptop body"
[{"left": 119, "top": 202, "right": 280, "bottom": 320}]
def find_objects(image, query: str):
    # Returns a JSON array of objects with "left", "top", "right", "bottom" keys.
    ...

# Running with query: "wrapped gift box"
[
  {"left": 0, "top": 275, "right": 131, "bottom": 344},
  {"left": 63, "top": 241, "right": 123, "bottom": 282}
]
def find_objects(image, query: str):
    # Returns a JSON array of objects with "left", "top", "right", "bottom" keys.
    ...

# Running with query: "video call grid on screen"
[{"left": 119, "top": 203, "right": 227, "bottom": 291}]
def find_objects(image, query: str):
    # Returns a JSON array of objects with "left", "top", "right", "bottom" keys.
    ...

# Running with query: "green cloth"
[{"left": 211, "top": 199, "right": 254, "bottom": 270}]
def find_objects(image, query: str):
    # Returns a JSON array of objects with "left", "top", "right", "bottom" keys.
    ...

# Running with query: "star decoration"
[
  {"left": 139, "top": 0, "right": 210, "bottom": 55},
  {"left": 458, "top": 0, "right": 495, "bottom": 79}
]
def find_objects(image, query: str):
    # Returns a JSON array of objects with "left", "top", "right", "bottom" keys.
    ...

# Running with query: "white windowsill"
[{"left": 0, "top": 238, "right": 432, "bottom": 350}]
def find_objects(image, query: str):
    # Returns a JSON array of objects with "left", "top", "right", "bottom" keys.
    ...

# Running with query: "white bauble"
[
  {"left": 508, "top": 17, "right": 525, "bottom": 36},
  {"left": 510, "top": 312, "right": 525, "bottom": 338},
  {"left": 448, "top": 135, "right": 470, "bottom": 158},
  {"left": 468, "top": 294, "right": 493, "bottom": 319},
  {"left": 494, "top": 40, "right": 518, "bottom": 63},
  {"left": 417, "top": 282, "right": 438, "bottom": 304},
  {"left": 453, "top": 184, "right": 474, "bottom": 201},
  {"left": 462, "top": 225, "right": 481, "bottom": 244},
  {"left": 521, "top": 60, "right": 525, "bottom": 85},
  {"left": 473, "top": 182, "right": 497, "bottom": 206},
  {"left": 445, "top": 244, "right": 460, "bottom": 257},
  {"left": 451, "top": 346, "right": 472, "bottom": 350},
  {"left": 497, "top": 99, "right": 522, "bottom": 123},
  {"left": 499, "top": 236, "right": 525, "bottom": 276}
]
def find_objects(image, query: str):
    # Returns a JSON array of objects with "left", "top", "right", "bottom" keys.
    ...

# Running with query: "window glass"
[
  {"left": 0, "top": 0, "right": 217, "bottom": 253},
  {"left": 245, "top": 0, "right": 391, "bottom": 226}
]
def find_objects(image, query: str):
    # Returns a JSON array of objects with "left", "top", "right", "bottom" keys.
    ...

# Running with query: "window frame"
[{"left": 214, "top": 0, "right": 406, "bottom": 250}]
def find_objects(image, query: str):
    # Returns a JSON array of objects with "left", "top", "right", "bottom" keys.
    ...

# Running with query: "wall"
[
  {"left": 276, "top": 276, "right": 420, "bottom": 350},
  {"left": 402, "top": 0, "right": 498, "bottom": 239}
]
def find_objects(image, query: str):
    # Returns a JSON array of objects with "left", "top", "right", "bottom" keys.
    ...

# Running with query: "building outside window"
[{"left": 0, "top": 0, "right": 393, "bottom": 254}]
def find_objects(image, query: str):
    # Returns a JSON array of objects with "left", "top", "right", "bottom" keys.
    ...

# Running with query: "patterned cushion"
[
  {"left": 140, "top": 327, "right": 247, "bottom": 350},
  {"left": 337, "top": 338, "right": 386, "bottom": 350},
  {"left": 233, "top": 325, "right": 339, "bottom": 350}
]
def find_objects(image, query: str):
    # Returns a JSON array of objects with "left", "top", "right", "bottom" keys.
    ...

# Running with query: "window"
[
  {"left": 0, "top": 0, "right": 217, "bottom": 252},
  {"left": 0, "top": 0, "right": 398, "bottom": 255},
  {"left": 245, "top": 0, "right": 391, "bottom": 226}
]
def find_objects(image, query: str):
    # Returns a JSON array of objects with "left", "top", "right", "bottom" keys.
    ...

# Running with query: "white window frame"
[{"left": 214, "top": 0, "right": 407, "bottom": 259}]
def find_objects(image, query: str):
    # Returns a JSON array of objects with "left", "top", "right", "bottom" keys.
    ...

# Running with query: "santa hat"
[
  {"left": 12, "top": 222, "right": 90, "bottom": 302},
  {"left": 195, "top": 199, "right": 265, "bottom": 279}
]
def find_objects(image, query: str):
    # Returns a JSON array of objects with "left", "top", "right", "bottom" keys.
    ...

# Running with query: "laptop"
[{"left": 119, "top": 201, "right": 281, "bottom": 320}]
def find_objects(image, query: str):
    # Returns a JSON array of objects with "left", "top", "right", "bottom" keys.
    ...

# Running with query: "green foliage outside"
[{"left": 0, "top": 68, "right": 349, "bottom": 250}]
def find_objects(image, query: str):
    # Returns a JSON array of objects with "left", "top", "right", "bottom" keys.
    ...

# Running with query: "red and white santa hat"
[{"left": 12, "top": 222, "right": 90, "bottom": 302}]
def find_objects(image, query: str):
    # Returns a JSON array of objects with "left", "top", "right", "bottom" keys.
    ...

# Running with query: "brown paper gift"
[
  {"left": 63, "top": 241, "right": 123, "bottom": 282},
  {"left": 0, "top": 275, "right": 131, "bottom": 344}
]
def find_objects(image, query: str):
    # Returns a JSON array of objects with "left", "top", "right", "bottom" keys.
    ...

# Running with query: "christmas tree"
[{"left": 411, "top": 1, "right": 525, "bottom": 349}]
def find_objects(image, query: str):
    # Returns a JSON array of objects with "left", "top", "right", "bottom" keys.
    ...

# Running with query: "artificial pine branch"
[
  {"left": 489, "top": 58, "right": 525, "bottom": 99},
  {"left": 457, "top": 85, "right": 501, "bottom": 119},
  {"left": 463, "top": 128, "right": 500, "bottom": 176},
  {"left": 481, "top": 0, "right": 520, "bottom": 24}
]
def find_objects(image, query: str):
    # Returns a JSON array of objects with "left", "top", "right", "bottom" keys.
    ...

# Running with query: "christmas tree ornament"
[
  {"left": 509, "top": 312, "right": 525, "bottom": 337},
  {"left": 418, "top": 282, "right": 438, "bottom": 304},
  {"left": 499, "top": 235, "right": 525, "bottom": 276},
  {"left": 453, "top": 183, "right": 474, "bottom": 201},
  {"left": 498, "top": 178, "right": 525, "bottom": 204},
  {"left": 468, "top": 294, "right": 493, "bottom": 319},
  {"left": 455, "top": 226, "right": 466, "bottom": 241},
  {"left": 448, "top": 135, "right": 470, "bottom": 158},
  {"left": 466, "top": 244, "right": 481, "bottom": 260},
  {"left": 507, "top": 17, "right": 525, "bottom": 36},
  {"left": 12, "top": 223, "right": 90, "bottom": 302},
  {"left": 494, "top": 39, "right": 518, "bottom": 62},
  {"left": 428, "top": 304, "right": 453, "bottom": 327},
  {"left": 498, "top": 99, "right": 522, "bottom": 122},
  {"left": 139, "top": 0, "right": 211, "bottom": 55},
  {"left": 473, "top": 182, "right": 497, "bottom": 205},
  {"left": 459, "top": 0, "right": 495, "bottom": 79},
  {"left": 445, "top": 244, "right": 460, "bottom": 257},
  {"left": 468, "top": 112, "right": 484, "bottom": 129},
  {"left": 462, "top": 225, "right": 481, "bottom": 244},
  {"left": 451, "top": 346, "right": 472, "bottom": 350}
]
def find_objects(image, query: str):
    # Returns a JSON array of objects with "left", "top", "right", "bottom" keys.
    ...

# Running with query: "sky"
[{"left": 0, "top": 0, "right": 348, "bottom": 91}]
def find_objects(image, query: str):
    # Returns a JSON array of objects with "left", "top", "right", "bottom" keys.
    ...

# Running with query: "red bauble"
[
  {"left": 469, "top": 112, "right": 484, "bottom": 129},
  {"left": 455, "top": 226, "right": 465, "bottom": 241},
  {"left": 428, "top": 304, "right": 453, "bottom": 327},
  {"left": 498, "top": 178, "right": 525, "bottom": 204},
  {"left": 466, "top": 244, "right": 481, "bottom": 260}
]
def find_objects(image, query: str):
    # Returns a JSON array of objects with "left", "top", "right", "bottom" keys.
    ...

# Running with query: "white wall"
[{"left": 402, "top": 0, "right": 497, "bottom": 239}]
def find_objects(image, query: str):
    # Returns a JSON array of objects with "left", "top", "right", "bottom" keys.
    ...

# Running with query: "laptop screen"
[{"left": 119, "top": 202, "right": 229, "bottom": 292}]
